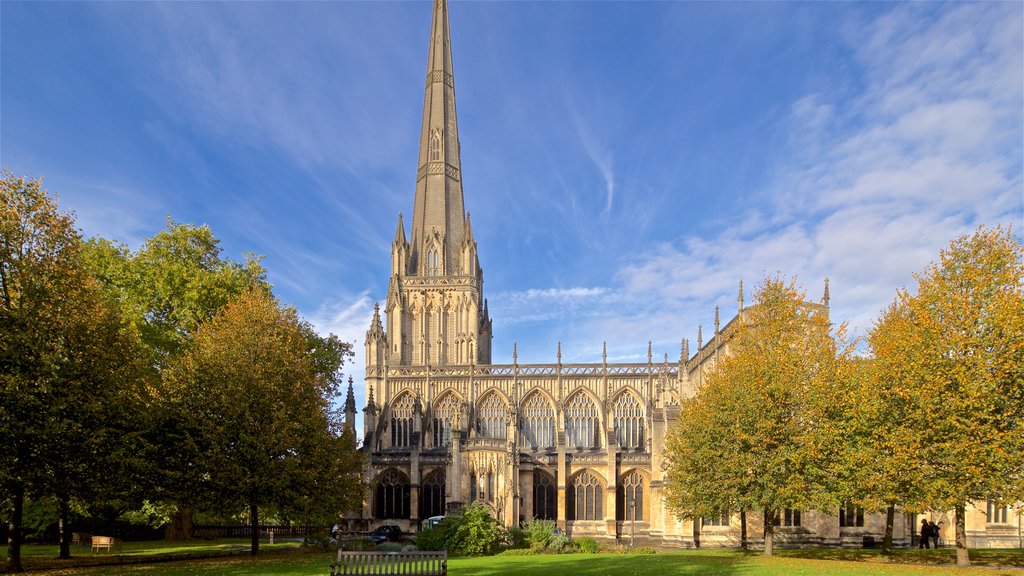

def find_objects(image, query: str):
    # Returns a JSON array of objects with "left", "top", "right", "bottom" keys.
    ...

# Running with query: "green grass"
[{"left": 5, "top": 545, "right": 1022, "bottom": 576}]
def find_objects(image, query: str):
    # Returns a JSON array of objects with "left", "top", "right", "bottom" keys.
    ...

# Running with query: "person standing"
[
  {"left": 930, "top": 521, "right": 941, "bottom": 548},
  {"left": 919, "top": 519, "right": 931, "bottom": 549}
]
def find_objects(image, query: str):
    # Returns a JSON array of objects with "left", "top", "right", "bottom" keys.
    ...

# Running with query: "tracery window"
[
  {"left": 987, "top": 500, "right": 1009, "bottom": 524},
  {"left": 476, "top": 391, "right": 507, "bottom": 439},
  {"left": 420, "top": 470, "right": 446, "bottom": 520},
  {"left": 613, "top": 393, "right": 644, "bottom": 449},
  {"left": 533, "top": 470, "right": 556, "bottom": 520},
  {"left": 429, "top": 132, "right": 441, "bottom": 161},
  {"left": 616, "top": 470, "right": 644, "bottom": 521},
  {"left": 518, "top": 392, "right": 555, "bottom": 450},
  {"left": 374, "top": 469, "right": 410, "bottom": 519},
  {"left": 390, "top": 393, "right": 415, "bottom": 448},
  {"left": 702, "top": 513, "right": 729, "bottom": 527},
  {"left": 567, "top": 471, "right": 603, "bottom": 521},
  {"left": 426, "top": 247, "right": 440, "bottom": 276},
  {"left": 839, "top": 501, "right": 864, "bottom": 527},
  {"left": 564, "top": 392, "right": 600, "bottom": 449},
  {"left": 774, "top": 508, "right": 801, "bottom": 527},
  {"left": 432, "top": 393, "right": 461, "bottom": 447},
  {"left": 486, "top": 471, "right": 494, "bottom": 502}
]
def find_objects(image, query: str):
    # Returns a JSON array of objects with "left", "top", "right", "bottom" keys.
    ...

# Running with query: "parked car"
[
  {"left": 368, "top": 524, "right": 403, "bottom": 543},
  {"left": 425, "top": 515, "right": 445, "bottom": 530}
]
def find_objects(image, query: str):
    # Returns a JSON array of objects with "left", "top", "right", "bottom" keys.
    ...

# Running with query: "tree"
[
  {"left": 1, "top": 171, "right": 143, "bottom": 570},
  {"left": 82, "top": 222, "right": 269, "bottom": 540},
  {"left": 868, "top": 226, "right": 1024, "bottom": 567},
  {"left": 663, "top": 276, "right": 855, "bottom": 556},
  {"left": 164, "top": 289, "right": 363, "bottom": 555}
]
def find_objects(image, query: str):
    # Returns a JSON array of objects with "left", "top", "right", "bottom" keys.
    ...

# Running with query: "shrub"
[
  {"left": 505, "top": 525, "right": 527, "bottom": 549},
  {"left": 302, "top": 533, "right": 336, "bottom": 552},
  {"left": 401, "top": 544, "right": 418, "bottom": 552},
  {"left": 550, "top": 533, "right": 573, "bottom": 553},
  {"left": 377, "top": 541, "right": 404, "bottom": 552},
  {"left": 450, "top": 503, "right": 506, "bottom": 556},
  {"left": 414, "top": 526, "right": 448, "bottom": 552},
  {"left": 522, "top": 519, "right": 556, "bottom": 550},
  {"left": 631, "top": 546, "right": 657, "bottom": 554},
  {"left": 575, "top": 537, "right": 599, "bottom": 554}
]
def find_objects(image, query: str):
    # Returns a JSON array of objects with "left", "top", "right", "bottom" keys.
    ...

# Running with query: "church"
[{"left": 352, "top": 0, "right": 1018, "bottom": 549}]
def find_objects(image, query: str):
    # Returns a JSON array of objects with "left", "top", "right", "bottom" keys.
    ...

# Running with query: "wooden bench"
[
  {"left": 91, "top": 535, "right": 119, "bottom": 552},
  {"left": 330, "top": 551, "right": 447, "bottom": 576}
]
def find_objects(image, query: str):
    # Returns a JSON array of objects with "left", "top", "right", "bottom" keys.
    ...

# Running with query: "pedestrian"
[
  {"left": 930, "top": 521, "right": 941, "bottom": 548},
  {"left": 331, "top": 523, "right": 339, "bottom": 539},
  {"left": 919, "top": 519, "right": 931, "bottom": 549}
]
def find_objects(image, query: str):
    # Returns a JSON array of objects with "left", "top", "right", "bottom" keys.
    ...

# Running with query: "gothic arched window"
[
  {"left": 420, "top": 469, "right": 446, "bottom": 519},
  {"left": 374, "top": 469, "right": 411, "bottom": 519},
  {"left": 613, "top": 393, "right": 644, "bottom": 449},
  {"left": 390, "top": 393, "right": 415, "bottom": 448},
  {"left": 432, "top": 393, "right": 461, "bottom": 448},
  {"left": 616, "top": 470, "right": 645, "bottom": 521},
  {"left": 476, "top": 391, "right": 507, "bottom": 439},
  {"left": 429, "top": 132, "right": 441, "bottom": 161},
  {"left": 426, "top": 247, "right": 440, "bottom": 276},
  {"left": 565, "top": 392, "right": 600, "bottom": 449},
  {"left": 533, "top": 470, "right": 556, "bottom": 520},
  {"left": 567, "top": 471, "right": 603, "bottom": 521},
  {"left": 519, "top": 392, "right": 555, "bottom": 450}
]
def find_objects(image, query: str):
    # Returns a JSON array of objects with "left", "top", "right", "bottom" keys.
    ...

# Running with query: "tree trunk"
[
  {"left": 763, "top": 510, "right": 774, "bottom": 557},
  {"left": 955, "top": 504, "right": 969, "bottom": 567},
  {"left": 740, "top": 509, "right": 748, "bottom": 550},
  {"left": 692, "top": 517, "right": 701, "bottom": 549},
  {"left": 882, "top": 504, "right": 895, "bottom": 554},
  {"left": 165, "top": 506, "right": 194, "bottom": 541},
  {"left": 7, "top": 485, "right": 24, "bottom": 573},
  {"left": 250, "top": 501, "right": 260, "bottom": 556},
  {"left": 58, "top": 492, "right": 71, "bottom": 560}
]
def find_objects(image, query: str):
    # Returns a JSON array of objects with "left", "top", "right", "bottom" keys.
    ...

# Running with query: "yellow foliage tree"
[{"left": 868, "top": 226, "right": 1024, "bottom": 568}]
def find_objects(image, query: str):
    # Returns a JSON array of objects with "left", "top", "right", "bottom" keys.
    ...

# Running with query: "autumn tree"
[
  {"left": 164, "top": 289, "right": 362, "bottom": 555},
  {"left": 663, "top": 276, "right": 856, "bottom": 556},
  {"left": 82, "top": 223, "right": 268, "bottom": 540},
  {"left": 0, "top": 171, "right": 143, "bottom": 570},
  {"left": 868, "top": 226, "right": 1024, "bottom": 568}
]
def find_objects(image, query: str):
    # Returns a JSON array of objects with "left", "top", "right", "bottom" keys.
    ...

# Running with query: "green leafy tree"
[
  {"left": 165, "top": 289, "right": 362, "bottom": 555},
  {"left": 1, "top": 171, "right": 143, "bottom": 570},
  {"left": 82, "top": 222, "right": 268, "bottom": 540},
  {"left": 868, "top": 226, "right": 1024, "bottom": 567},
  {"left": 664, "top": 276, "right": 855, "bottom": 556}
]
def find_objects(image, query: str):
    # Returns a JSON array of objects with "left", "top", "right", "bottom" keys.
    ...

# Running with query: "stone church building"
[{"left": 350, "top": 0, "right": 1020, "bottom": 549}]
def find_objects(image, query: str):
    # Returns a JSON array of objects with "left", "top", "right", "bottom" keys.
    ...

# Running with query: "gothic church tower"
[{"left": 367, "top": 0, "right": 493, "bottom": 384}]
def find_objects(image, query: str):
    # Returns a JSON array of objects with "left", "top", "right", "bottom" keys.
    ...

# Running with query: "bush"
[
  {"left": 505, "top": 526, "right": 526, "bottom": 549},
  {"left": 414, "top": 526, "right": 448, "bottom": 552},
  {"left": 631, "top": 546, "right": 657, "bottom": 554},
  {"left": 401, "top": 544, "right": 418, "bottom": 552},
  {"left": 550, "top": 533, "right": 573, "bottom": 553},
  {"left": 575, "top": 537, "right": 599, "bottom": 553},
  {"left": 522, "top": 519, "right": 556, "bottom": 550},
  {"left": 302, "top": 533, "right": 336, "bottom": 552},
  {"left": 450, "top": 503, "right": 506, "bottom": 556},
  {"left": 378, "top": 541, "right": 405, "bottom": 552}
]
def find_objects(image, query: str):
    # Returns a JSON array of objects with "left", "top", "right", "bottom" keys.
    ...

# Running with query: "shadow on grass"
[
  {"left": 451, "top": 552, "right": 748, "bottom": 576},
  {"left": 777, "top": 547, "right": 1024, "bottom": 569}
]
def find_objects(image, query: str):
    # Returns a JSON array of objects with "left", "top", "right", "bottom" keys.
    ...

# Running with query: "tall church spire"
[{"left": 411, "top": 0, "right": 466, "bottom": 277}]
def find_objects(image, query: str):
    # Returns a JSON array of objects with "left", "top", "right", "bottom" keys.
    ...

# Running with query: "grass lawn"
[{"left": 5, "top": 545, "right": 1021, "bottom": 576}]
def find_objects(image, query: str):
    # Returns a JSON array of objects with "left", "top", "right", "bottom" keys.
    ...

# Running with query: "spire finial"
[
  {"left": 715, "top": 305, "right": 720, "bottom": 335},
  {"left": 557, "top": 341, "right": 562, "bottom": 364},
  {"left": 513, "top": 341, "right": 518, "bottom": 364},
  {"left": 684, "top": 338, "right": 690, "bottom": 361},
  {"left": 647, "top": 341, "right": 653, "bottom": 364},
  {"left": 364, "top": 383, "right": 377, "bottom": 415},
  {"left": 823, "top": 277, "right": 830, "bottom": 306},
  {"left": 345, "top": 376, "right": 357, "bottom": 413},
  {"left": 602, "top": 341, "right": 608, "bottom": 364},
  {"left": 697, "top": 324, "right": 703, "bottom": 350},
  {"left": 738, "top": 279, "right": 744, "bottom": 312},
  {"left": 680, "top": 338, "right": 686, "bottom": 363}
]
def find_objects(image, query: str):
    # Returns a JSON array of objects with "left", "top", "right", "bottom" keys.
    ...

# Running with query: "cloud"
[{"left": 564, "top": 2, "right": 1022, "bottom": 351}]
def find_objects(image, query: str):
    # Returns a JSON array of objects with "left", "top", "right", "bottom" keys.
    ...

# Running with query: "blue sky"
[{"left": 3, "top": 1, "right": 1022, "bottom": 426}]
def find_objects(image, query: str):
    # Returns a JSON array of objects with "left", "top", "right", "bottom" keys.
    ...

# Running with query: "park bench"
[
  {"left": 91, "top": 535, "right": 120, "bottom": 552},
  {"left": 330, "top": 550, "right": 447, "bottom": 576}
]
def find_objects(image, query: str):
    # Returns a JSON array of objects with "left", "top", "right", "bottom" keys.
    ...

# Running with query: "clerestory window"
[
  {"left": 565, "top": 392, "right": 600, "bottom": 449},
  {"left": 613, "top": 393, "right": 644, "bottom": 449}
]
